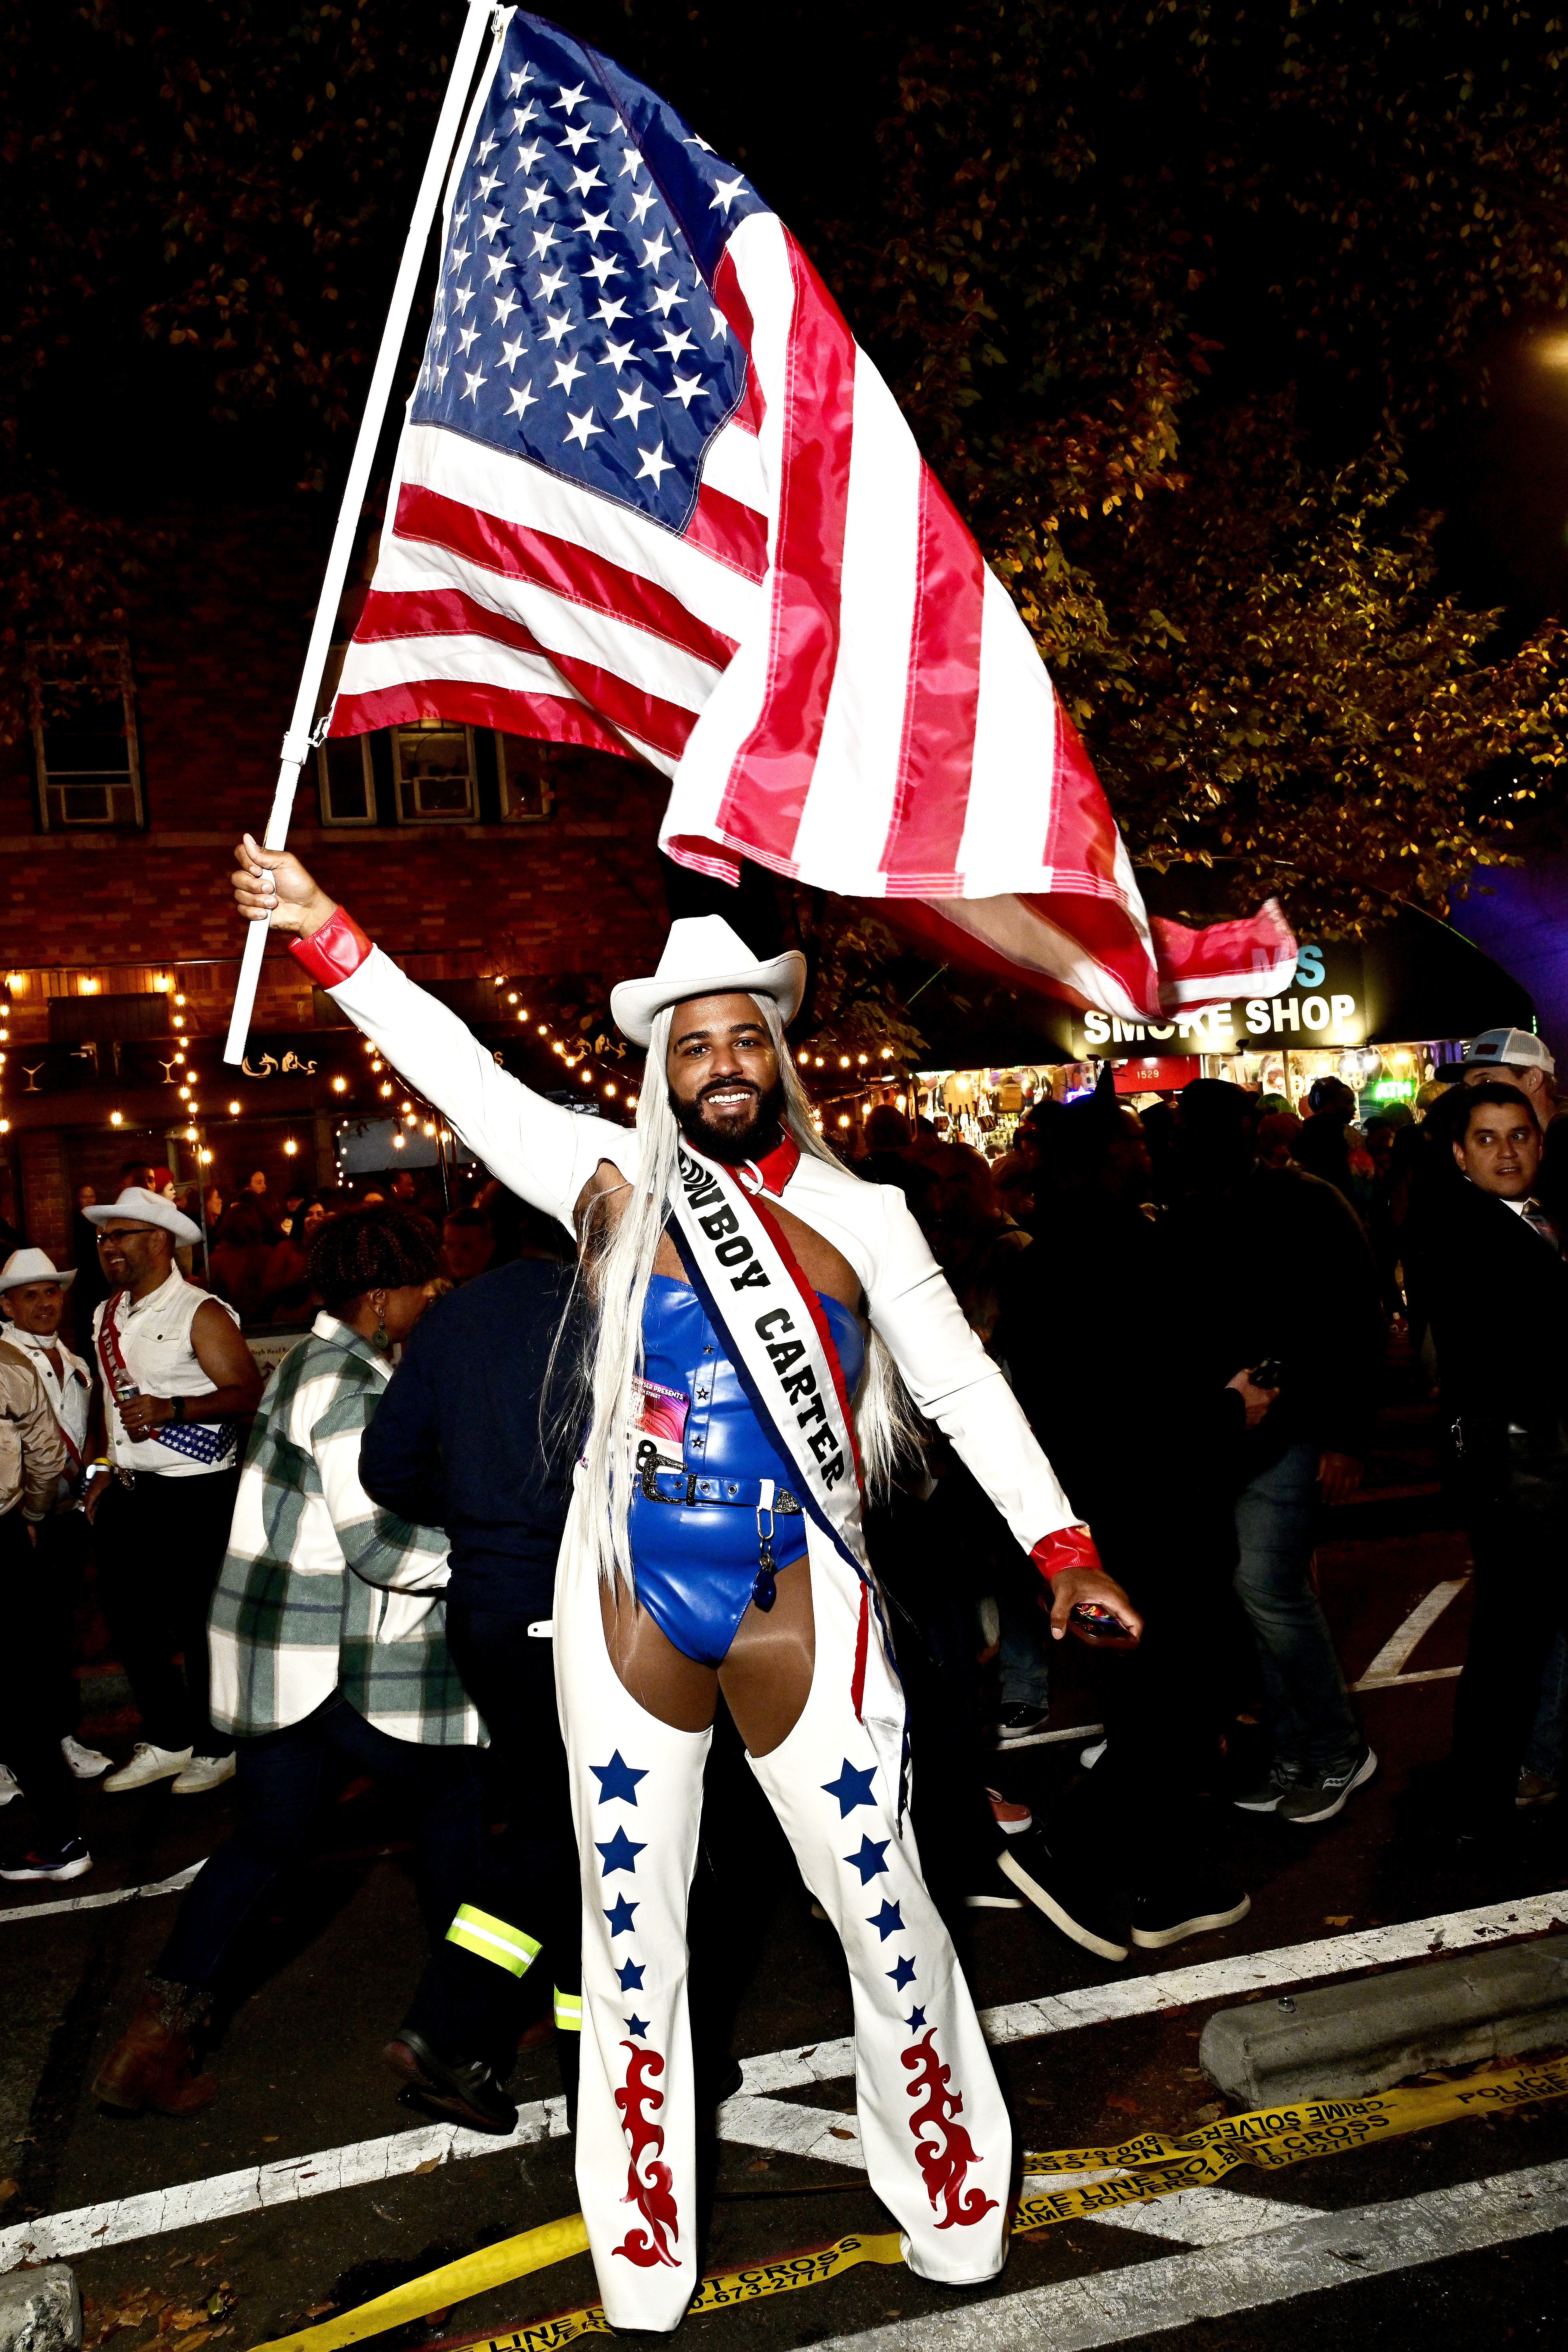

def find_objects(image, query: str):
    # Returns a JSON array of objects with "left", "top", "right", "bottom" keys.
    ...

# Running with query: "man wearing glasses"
[{"left": 82, "top": 1188, "right": 263, "bottom": 1794}]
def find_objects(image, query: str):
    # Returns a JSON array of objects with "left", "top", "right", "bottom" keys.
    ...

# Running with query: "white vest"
[{"left": 94, "top": 1268, "right": 240, "bottom": 1477}]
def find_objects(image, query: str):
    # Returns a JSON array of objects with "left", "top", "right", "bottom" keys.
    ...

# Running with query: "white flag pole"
[{"left": 224, "top": 0, "right": 502, "bottom": 1066}]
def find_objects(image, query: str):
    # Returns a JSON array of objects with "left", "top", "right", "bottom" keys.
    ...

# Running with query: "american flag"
[{"left": 329, "top": 9, "right": 1296, "bottom": 1022}]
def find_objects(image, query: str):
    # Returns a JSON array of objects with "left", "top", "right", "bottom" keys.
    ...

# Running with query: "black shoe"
[
  {"left": 0, "top": 1835, "right": 92, "bottom": 1883},
  {"left": 995, "top": 1704, "right": 1050, "bottom": 1747},
  {"left": 1130, "top": 1886, "right": 1250, "bottom": 1951},
  {"left": 384, "top": 2027, "right": 518, "bottom": 2134},
  {"left": 997, "top": 1827, "right": 1128, "bottom": 1961}
]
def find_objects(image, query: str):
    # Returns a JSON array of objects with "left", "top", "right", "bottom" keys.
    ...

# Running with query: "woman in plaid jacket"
[{"left": 92, "top": 1207, "right": 486, "bottom": 2118}]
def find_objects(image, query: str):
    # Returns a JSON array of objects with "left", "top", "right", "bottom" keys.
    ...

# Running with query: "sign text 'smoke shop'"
[{"left": 1072, "top": 943, "right": 1364, "bottom": 1058}]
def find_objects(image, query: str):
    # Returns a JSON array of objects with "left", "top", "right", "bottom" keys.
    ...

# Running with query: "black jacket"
[
  {"left": 359, "top": 1258, "right": 584, "bottom": 1618},
  {"left": 1422, "top": 1180, "right": 1568, "bottom": 1442},
  {"left": 1161, "top": 1158, "right": 1384, "bottom": 1466}
]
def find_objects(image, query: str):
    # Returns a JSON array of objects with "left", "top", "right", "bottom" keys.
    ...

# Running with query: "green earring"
[{"left": 372, "top": 1300, "right": 389, "bottom": 1353}]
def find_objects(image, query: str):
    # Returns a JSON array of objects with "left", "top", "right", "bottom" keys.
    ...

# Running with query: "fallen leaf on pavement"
[
  {"left": 413, "top": 2159, "right": 441, "bottom": 2176},
  {"left": 1324, "top": 1914, "right": 1352, "bottom": 1927}
]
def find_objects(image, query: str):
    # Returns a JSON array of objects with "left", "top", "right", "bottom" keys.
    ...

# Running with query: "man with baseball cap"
[
  {"left": 0, "top": 1248, "right": 111, "bottom": 1781},
  {"left": 232, "top": 836, "right": 1140, "bottom": 2336},
  {"left": 82, "top": 1188, "right": 263, "bottom": 1794},
  {"left": 1461, "top": 1028, "right": 1560, "bottom": 1125}
]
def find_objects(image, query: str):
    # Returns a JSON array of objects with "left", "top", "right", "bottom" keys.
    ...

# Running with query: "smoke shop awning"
[{"left": 1055, "top": 905, "right": 1535, "bottom": 1061}]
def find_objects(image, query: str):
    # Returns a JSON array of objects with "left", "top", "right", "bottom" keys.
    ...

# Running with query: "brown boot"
[{"left": 93, "top": 1979, "right": 217, "bottom": 2115}]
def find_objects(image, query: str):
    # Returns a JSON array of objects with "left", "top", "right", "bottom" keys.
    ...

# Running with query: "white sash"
[{"left": 666, "top": 1141, "right": 865, "bottom": 1574}]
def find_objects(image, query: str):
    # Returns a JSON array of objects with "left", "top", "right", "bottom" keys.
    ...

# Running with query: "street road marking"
[
  {"left": 802, "top": 2157, "right": 1568, "bottom": 2351},
  {"left": 1353, "top": 1577, "right": 1468, "bottom": 1688},
  {"left": 0, "top": 1860, "right": 204, "bottom": 1927},
  {"left": 0, "top": 2099, "right": 569, "bottom": 2269},
  {"left": 5, "top": 1887, "right": 1562, "bottom": 2268},
  {"left": 1082, "top": 2183, "right": 1330, "bottom": 2243}
]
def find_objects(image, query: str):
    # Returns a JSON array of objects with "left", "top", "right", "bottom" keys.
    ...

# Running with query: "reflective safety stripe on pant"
[
  {"left": 553, "top": 1986, "right": 583, "bottom": 2032},
  {"left": 554, "top": 1516, "right": 1011, "bottom": 2336},
  {"left": 445, "top": 1903, "right": 542, "bottom": 1978}
]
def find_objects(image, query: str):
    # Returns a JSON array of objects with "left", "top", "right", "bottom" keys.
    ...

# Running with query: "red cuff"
[
  {"left": 288, "top": 906, "right": 373, "bottom": 988},
  {"left": 1030, "top": 1526, "right": 1103, "bottom": 1581}
]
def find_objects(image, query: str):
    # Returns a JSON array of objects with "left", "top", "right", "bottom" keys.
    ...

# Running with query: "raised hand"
[{"left": 231, "top": 834, "right": 338, "bottom": 937}]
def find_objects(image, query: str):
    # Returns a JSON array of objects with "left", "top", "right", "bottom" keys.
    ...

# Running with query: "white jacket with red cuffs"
[{"left": 292, "top": 908, "right": 1097, "bottom": 1582}]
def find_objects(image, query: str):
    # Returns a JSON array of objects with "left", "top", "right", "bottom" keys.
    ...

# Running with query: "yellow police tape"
[{"left": 251, "top": 2056, "right": 1568, "bottom": 2352}]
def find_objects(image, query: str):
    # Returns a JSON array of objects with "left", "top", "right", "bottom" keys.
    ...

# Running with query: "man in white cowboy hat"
[
  {"left": 81, "top": 1187, "right": 263, "bottom": 1795},
  {"left": 232, "top": 835, "right": 1140, "bottom": 2336},
  {"left": 0, "top": 1247, "right": 112, "bottom": 1782}
]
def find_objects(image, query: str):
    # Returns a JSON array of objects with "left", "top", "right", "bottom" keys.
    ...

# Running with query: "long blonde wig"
[{"left": 571, "top": 997, "right": 913, "bottom": 1594}]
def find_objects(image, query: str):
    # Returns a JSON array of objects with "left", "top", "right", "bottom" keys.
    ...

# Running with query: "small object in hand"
[
  {"left": 1068, "top": 1600, "right": 1137, "bottom": 1647},
  {"left": 1249, "top": 1357, "right": 1283, "bottom": 1388}
]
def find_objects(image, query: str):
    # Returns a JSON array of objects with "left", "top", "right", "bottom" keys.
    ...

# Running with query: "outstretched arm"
[{"left": 232, "top": 835, "right": 634, "bottom": 1234}]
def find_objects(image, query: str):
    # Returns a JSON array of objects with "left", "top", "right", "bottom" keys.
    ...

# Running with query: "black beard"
[{"left": 671, "top": 1075, "right": 787, "bottom": 1165}]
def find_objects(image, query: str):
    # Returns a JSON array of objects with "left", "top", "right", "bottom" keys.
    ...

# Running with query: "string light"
[
  {"left": 332, "top": 1076, "right": 347, "bottom": 1093},
  {"left": 284, "top": 1138, "right": 298, "bottom": 1156},
  {"left": 228, "top": 1100, "right": 240, "bottom": 1116},
  {"left": 110, "top": 1111, "right": 123, "bottom": 1126}
]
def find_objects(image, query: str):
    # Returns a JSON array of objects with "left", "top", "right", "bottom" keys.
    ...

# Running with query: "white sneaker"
[
  {"left": 103, "top": 1742, "right": 194, "bottom": 1792},
  {"left": 171, "top": 1753, "right": 236, "bottom": 1795},
  {"left": 0, "top": 1762, "right": 19, "bottom": 1806},
  {"left": 61, "top": 1736, "right": 112, "bottom": 1781}
]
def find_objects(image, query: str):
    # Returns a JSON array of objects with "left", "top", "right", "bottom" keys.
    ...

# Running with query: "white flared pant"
[{"left": 554, "top": 1508, "right": 1011, "bottom": 2333}]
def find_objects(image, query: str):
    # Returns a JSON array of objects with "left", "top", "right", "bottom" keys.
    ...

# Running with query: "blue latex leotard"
[{"left": 629, "top": 1274, "right": 866, "bottom": 1667}]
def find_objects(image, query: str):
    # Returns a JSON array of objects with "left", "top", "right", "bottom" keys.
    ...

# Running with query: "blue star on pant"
[
  {"left": 604, "top": 1895, "right": 638, "bottom": 1936},
  {"left": 822, "top": 1759, "right": 877, "bottom": 1818},
  {"left": 596, "top": 1825, "right": 645, "bottom": 1876},
  {"left": 624, "top": 2013, "right": 651, "bottom": 2038},
  {"left": 616, "top": 1958, "right": 645, "bottom": 1992},
  {"left": 904, "top": 2006, "right": 927, "bottom": 2034},
  {"left": 866, "top": 1899, "right": 904, "bottom": 1941},
  {"left": 843, "top": 1834, "right": 889, "bottom": 1884},
  {"left": 886, "top": 1955, "right": 917, "bottom": 1991},
  {"left": 590, "top": 1751, "right": 648, "bottom": 1807}
]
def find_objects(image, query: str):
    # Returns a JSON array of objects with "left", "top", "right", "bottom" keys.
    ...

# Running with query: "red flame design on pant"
[
  {"left": 902, "top": 2029, "right": 998, "bottom": 2229},
  {"left": 612, "top": 2042, "right": 681, "bottom": 2268}
]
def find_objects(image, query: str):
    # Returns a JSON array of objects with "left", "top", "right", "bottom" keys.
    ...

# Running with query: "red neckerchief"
[{"left": 733, "top": 1130, "right": 800, "bottom": 1199}]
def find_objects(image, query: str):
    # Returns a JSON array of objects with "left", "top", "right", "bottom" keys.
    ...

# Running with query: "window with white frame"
[
  {"left": 316, "top": 736, "right": 377, "bottom": 826},
  {"left": 28, "top": 639, "right": 144, "bottom": 831},
  {"left": 392, "top": 720, "right": 477, "bottom": 822}
]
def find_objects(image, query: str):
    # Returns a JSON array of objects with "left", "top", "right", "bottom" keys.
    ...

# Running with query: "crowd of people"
[{"left": 1, "top": 898, "right": 1563, "bottom": 2324}]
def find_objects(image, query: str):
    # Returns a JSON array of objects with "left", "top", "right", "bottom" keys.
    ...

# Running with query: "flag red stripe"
[
  {"left": 393, "top": 484, "right": 742, "bottom": 671},
  {"left": 330, "top": 680, "right": 635, "bottom": 760},
  {"left": 1042, "top": 702, "right": 1123, "bottom": 887},
  {"left": 355, "top": 584, "right": 548, "bottom": 659},
  {"left": 685, "top": 480, "right": 770, "bottom": 581},
  {"left": 878, "top": 471, "right": 984, "bottom": 883},
  {"left": 712, "top": 233, "right": 856, "bottom": 866},
  {"left": 891, "top": 894, "right": 1158, "bottom": 1017}
]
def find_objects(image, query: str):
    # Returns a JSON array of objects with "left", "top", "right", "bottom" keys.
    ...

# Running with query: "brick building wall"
[{"left": 1, "top": 503, "right": 674, "bottom": 1251}]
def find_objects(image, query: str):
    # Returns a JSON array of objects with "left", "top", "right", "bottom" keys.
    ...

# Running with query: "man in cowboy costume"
[{"left": 232, "top": 834, "right": 1140, "bottom": 2334}]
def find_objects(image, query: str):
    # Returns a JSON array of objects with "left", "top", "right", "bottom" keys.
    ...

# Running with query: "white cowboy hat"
[
  {"left": 0, "top": 1247, "right": 77, "bottom": 1296},
  {"left": 610, "top": 915, "right": 807, "bottom": 1049},
  {"left": 82, "top": 1186, "right": 203, "bottom": 1247}
]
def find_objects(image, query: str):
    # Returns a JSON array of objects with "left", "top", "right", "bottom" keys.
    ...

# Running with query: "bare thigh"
[{"left": 598, "top": 1559, "right": 816, "bottom": 1756}]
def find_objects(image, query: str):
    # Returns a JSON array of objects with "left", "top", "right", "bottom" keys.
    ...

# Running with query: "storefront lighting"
[
  {"left": 284, "top": 1138, "right": 298, "bottom": 1156},
  {"left": 199, "top": 1148, "right": 212, "bottom": 1165},
  {"left": 80, "top": 977, "right": 99, "bottom": 995},
  {"left": 175, "top": 994, "right": 186, "bottom": 1007},
  {"left": 110, "top": 1111, "right": 123, "bottom": 1126},
  {"left": 0, "top": 1120, "right": 8, "bottom": 1137},
  {"left": 4, "top": 973, "right": 23, "bottom": 994},
  {"left": 895, "top": 1094, "right": 906, "bottom": 1113},
  {"left": 228, "top": 1100, "right": 240, "bottom": 1116},
  {"left": 154, "top": 973, "right": 172, "bottom": 993},
  {"left": 332, "top": 1076, "right": 347, "bottom": 1093}
]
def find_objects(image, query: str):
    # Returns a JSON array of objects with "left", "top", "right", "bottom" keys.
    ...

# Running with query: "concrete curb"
[
  {"left": 0, "top": 2264, "right": 81, "bottom": 2352},
  {"left": 1199, "top": 1933, "right": 1568, "bottom": 2106}
]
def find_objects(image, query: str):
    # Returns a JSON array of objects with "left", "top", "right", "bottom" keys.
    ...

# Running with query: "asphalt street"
[{"left": 4, "top": 1350, "right": 1567, "bottom": 2352}]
